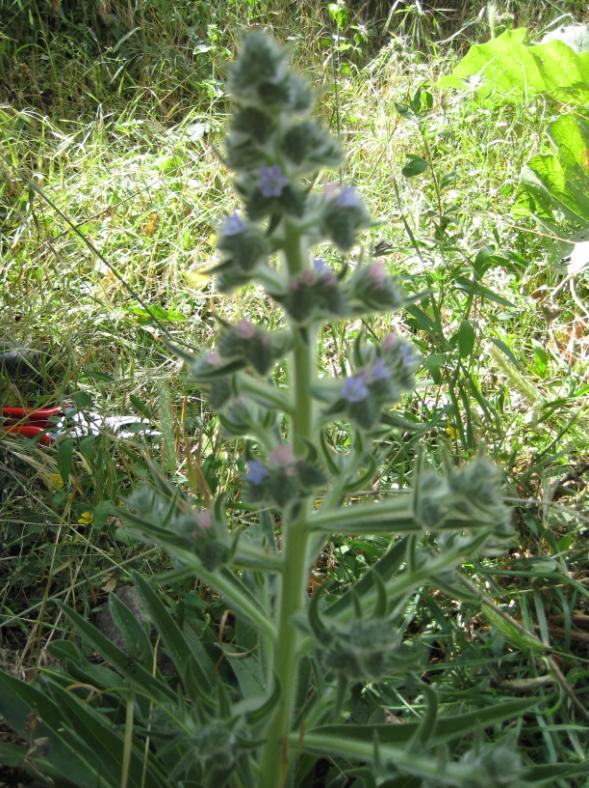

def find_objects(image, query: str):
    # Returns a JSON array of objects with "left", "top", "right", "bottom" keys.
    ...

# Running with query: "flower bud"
[
  {"left": 280, "top": 121, "right": 342, "bottom": 172},
  {"left": 456, "top": 741, "right": 528, "bottom": 788},
  {"left": 228, "top": 32, "right": 312, "bottom": 113},
  {"left": 235, "top": 168, "right": 305, "bottom": 221},
  {"left": 415, "top": 456, "right": 511, "bottom": 539},
  {"left": 245, "top": 449, "right": 325, "bottom": 509},
  {"left": 217, "top": 212, "right": 269, "bottom": 272},
  {"left": 320, "top": 185, "right": 371, "bottom": 251},
  {"left": 320, "top": 618, "right": 402, "bottom": 680},
  {"left": 277, "top": 261, "right": 345, "bottom": 323},
  {"left": 226, "top": 107, "right": 275, "bottom": 171},
  {"left": 216, "top": 321, "right": 290, "bottom": 376},
  {"left": 346, "top": 261, "right": 405, "bottom": 314}
]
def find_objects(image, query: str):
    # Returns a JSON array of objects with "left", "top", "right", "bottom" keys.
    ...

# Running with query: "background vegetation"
[{"left": 1, "top": 0, "right": 588, "bottom": 784}]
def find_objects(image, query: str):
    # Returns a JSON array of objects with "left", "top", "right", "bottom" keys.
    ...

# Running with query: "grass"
[{"left": 1, "top": 0, "right": 589, "bottom": 783}]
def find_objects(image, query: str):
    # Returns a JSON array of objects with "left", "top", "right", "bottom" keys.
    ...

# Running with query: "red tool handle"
[
  {"left": 1, "top": 405, "right": 62, "bottom": 422},
  {"left": 3, "top": 424, "right": 54, "bottom": 445}
]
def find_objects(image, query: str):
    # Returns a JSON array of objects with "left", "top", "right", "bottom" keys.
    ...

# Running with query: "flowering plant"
[{"left": 0, "top": 33, "right": 541, "bottom": 788}]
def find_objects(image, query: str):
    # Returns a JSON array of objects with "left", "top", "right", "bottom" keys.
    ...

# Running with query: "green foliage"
[
  {"left": 441, "top": 28, "right": 589, "bottom": 105},
  {"left": 517, "top": 113, "right": 589, "bottom": 233}
]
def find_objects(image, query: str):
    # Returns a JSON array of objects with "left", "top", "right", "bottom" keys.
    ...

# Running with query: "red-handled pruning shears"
[
  {"left": 1, "top": 404, "right": 157, "bottom": 444},
  {"left": 1, "top": 405, "right": 63, "bottom": 445}
]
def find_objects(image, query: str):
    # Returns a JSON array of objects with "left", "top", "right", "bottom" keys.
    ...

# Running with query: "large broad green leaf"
[
  {"left": 518, "top": 113, "right": 589, "bottom": 232},
  {"left": 441, "top": 28, "right": 589, "bottom": 105}
]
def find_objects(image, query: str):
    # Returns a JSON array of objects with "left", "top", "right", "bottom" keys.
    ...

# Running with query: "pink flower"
[
  {"left": 322, "top": 181, "right": 340, "bottom": 199},
  {"left": 367, "top": 261, "right": 386, "bottom": 288},
  {"left": 236, "top": 320, "right": 256, "bottom": 339},
  {"left": 270, "top": 445, "right": 295, "bottom": 466},
  {"left": 206, "top": 350, "right": 222, "bottom": 366},
  {"left": 196, "top": 510, "right": 212, "bottom": 529},
  {"left": 383, "top": 333, "right": 398, "bottom": 350}
]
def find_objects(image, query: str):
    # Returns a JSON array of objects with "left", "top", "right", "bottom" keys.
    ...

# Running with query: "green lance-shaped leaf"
[
  {"left": 0, "top": 670, "right": 100, "bottom": 786},
  {"left": 56, "top": 602, "right": 177, "bottom": 703},
  {"left": 372, "top": 569, "right": 388, "bottom": 619},
  {"left": 245, "top": 675, "right": 281, "bottom": 727},
  {"left": 327, "top": 537, "right": 408, "bottom": 616},
  {"left": 47, "top": 639, "right": 122, "bottom": 690},
  {"left": 108, "top": 591, "right": 152, "bottom": 665},
  {"left": 132, "top": 571, "right": 213, "bottom": 700},
  {"left": 45, "top": 681, "right": 169, "bottom": 787},
  {"left": 173, "top": 553, "right": 277, "bottom": 642},
  {"left": 408, "top": 683, "right": 439, "bottom": 750},
  {"left": 303, "top": 697, "right": 539, "bottom": 748},
  {"left": 0, "top": 669, "right": 169, "bottom": 788}
]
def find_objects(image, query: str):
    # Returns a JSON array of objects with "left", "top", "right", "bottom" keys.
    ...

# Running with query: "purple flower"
[
  {"left": 336, "top": 186, "right": 360, "bottom": 209},
  {"left": 342, "top": 372, "right": 369, "bottom": 403},
  {"left": 246, "top": 459, "right": 269, "bottom": 485},
  {"left": 258, "top": 165, "right": 289, "bottom": 198},
  {"left": 222, "top": 212, "right": 246, "bottom": 236},
  {"left": 370, "top": 357, "right": 389, "bottom": 381}
]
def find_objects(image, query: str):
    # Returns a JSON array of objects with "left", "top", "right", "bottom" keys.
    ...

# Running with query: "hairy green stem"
[{"left": 259, "top": 222, "right": 314, "bottom": 787}]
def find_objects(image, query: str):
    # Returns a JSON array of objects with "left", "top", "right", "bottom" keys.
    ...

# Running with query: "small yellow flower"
[
  {"left": 77, "top": 511, "right": 94, "bottom": 526},
  {"left": 48, "top": 473, "right": 64, "bottom": 490},
  {"left": 445, "top": 425, "right": 460, "bottom": 440}
]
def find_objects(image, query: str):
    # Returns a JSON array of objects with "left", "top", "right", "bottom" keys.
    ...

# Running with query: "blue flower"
[
  {"left": 222, "top": 212, "right": 246, "bottom": 236},
  {"left": 246, "top": 459, "right": 269, "bottom": 485},
  {"left": 258, "top": 165, "right": 289, "bottom": 198},
  {"left": 401, "top": 343, "right": 414, "bottom": 368},
  {"left": 370, "top": 357, "right": 389, "bottom": 381},
  {"left": 342, "top": 373, "right": 369, "bottom": 403},
  {"left": 336, "top": 186, "right": 360, "bottom": 209},
  {"left": 313, "top": 257, "right": 328, "bottom": 274},
  {"left": 313, "top": 257, "right": 336, "bottom": 284}
]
